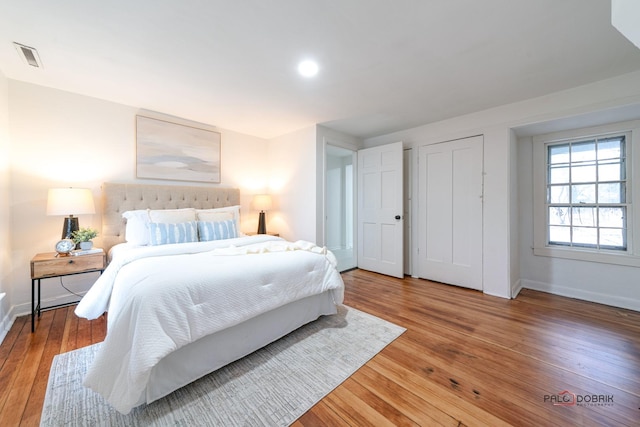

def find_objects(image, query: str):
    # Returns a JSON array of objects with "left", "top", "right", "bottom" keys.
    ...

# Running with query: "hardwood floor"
[{"left": 1, "top": 269, "right": 639, "bottom": 426}]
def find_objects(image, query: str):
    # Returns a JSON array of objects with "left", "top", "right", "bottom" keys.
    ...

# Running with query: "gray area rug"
[{"left": 41, "top": 305, "right": 405, "bottom": 426}]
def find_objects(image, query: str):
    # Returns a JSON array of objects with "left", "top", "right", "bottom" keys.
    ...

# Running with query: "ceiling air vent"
[{"left": 13, "top": 42, "right": 43, "bottom": 68}]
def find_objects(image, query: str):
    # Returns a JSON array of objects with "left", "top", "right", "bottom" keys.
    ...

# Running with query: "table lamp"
[
  {"left": 46, "top": 188, "right": 96, "bottom": 239},
  {"left": 253, "top": 194, "right": 272, "bottom": 234}
]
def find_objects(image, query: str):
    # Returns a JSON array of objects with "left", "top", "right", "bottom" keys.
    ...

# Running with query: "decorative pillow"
[
  {"left": 122, "top": 210, "right": 151, "bottom": 246},
  {"left": 198, "top": 219, "right": 238, "bottom": 242},
  {"left": 196, "top": 206, "right": 240, "bottom": 225},
  {"left": 149, "top": 208, "right": 196, "bottom": 223},
  {"left": 149, "top": 221, "right": 198, "bottom": 246}
]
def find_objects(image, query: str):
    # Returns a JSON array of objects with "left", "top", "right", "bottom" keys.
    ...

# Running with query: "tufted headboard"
[{"left": 101, "top": 182, "right": 240, "bottom": 254}]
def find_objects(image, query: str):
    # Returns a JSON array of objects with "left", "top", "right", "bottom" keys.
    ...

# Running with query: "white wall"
[
  {"left": 7, "top": 81, "right": 269, "bottom": 318},
  {"left": 4, "top": 69, "right": 640, "bottom": 338},
  {"left": 518, "top": 134, "right": 640, "bottom": 311},
  {"left": 265, "top": 124, "right": 362, "bottom": 245},
  {"left": 0, "top": 70, "right": 10, "bottom": 339},
  {"left": 267, "top": 125, "right": 318, "bottom": 242},
  {"left": 365, "top": 70, "right": 640, "bottom": 304},
  {"left": 509, "top": 128, "right": 520, "bottom": 297}
]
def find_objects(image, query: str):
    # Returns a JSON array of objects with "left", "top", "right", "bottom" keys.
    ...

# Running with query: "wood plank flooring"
[{"left": 1, "top": 269, "right": 639, "bottom": 426}]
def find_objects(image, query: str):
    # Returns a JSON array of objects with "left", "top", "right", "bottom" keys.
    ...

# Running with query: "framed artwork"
[{"left": 136, "top": 115, "right": 221, "bottom": 183}]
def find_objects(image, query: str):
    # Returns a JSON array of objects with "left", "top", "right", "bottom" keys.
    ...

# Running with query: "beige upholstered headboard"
[{"left": 102, "top": 182, "right": 240, "bottom": 254}]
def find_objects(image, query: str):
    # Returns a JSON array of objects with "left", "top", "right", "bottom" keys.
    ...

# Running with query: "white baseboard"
[
  {"left": 521, "top": 279, "right": 640, "bottom": 312},
  {"left": 0, "top": 318, "right": 11, "bottom": 345},
  {"left": 12, "top": 293, "right": 83, "bottom": 318},
  {"left": 511, "top": 279, "right": 523, "bottom": 298},
  {"left": 482, "top": 289, "right": 511, "bottom": 299},
  {"left": 0, "top": 292, "right": 84, "bottom": 345},
  {"left": 0, "top": 292, "right": 11, "bottom": 345}
]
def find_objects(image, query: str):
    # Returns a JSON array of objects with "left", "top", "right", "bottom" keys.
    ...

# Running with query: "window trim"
[{"left": 533, "top": 120, "right": 640, "bottom": 267}]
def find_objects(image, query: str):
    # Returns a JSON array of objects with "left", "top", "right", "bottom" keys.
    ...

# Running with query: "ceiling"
[{"left": 1, "top": 0, "right": 640, "bottom": 140}]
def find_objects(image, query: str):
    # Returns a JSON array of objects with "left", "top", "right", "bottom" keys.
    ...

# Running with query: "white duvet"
[{"left": 75, "top": 235, "right": 344, "bottom": 414}]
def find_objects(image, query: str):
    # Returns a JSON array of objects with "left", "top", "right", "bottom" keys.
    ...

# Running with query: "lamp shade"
[
  {"left": 46, "top": 188, "right": 96, "bottom": 216},
  {"left": 253, "top": 194, "right": 272, "bottom": 212}
]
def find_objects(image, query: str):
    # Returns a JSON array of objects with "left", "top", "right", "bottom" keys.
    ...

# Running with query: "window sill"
[{"left": 534, "top": 246, "right": 640, "bottom": 268}]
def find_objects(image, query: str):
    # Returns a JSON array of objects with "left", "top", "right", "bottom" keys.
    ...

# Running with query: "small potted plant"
[{"left": 72, "top": 227, "right": 99, "bottom": 250}]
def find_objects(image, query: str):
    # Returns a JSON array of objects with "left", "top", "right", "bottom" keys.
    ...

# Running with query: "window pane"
[
  {"left": 549, "top": 165, "right": 570, "bottom": 184},
  {"left": 571, "top": 184, "right": 595, "bottom": 203},
  {"left": 545, "top": 134, "right": 627, "bottom": 252},
  {"left": 598, "top": 183, "right": 625, "bottom": 203},
  {"left": 571, "top": 164, "right": 596, "bottom": 183},
  {"left": 549, "top": 145, "right": 569, "bottom": 164},
  {"left": 598, "top": 160, "right": 624, "bottom": 181},
  {"left": 597, "top": 138, "right": 622, "bottom": 160},
  {"left": 599, "top": 228, "right": 625, "bottom": 249},
  {"left": 549, "top": 226, "right": 570, "bottom": 244},
  {"left": 549, "top": 207, "right": 570, "bottom": 225},
  {"left": 599, "top": 207, "right": 625, "bottom": 228},
  {"left": 573, "top": 227, "right": 597, "bottom": 246},
  {"left": 571, "top": 141, "right": 596, "bottom": 162},
  {"left": 549, "top": 185, "right": 570, "bottom": 203},
  {"left": 572, "top": 207, "right": 596, "bottom": 227}
]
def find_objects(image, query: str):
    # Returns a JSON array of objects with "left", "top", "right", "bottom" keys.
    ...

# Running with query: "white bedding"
[{"left": 74, "top": 235, "right": 345, "bottom": 414}]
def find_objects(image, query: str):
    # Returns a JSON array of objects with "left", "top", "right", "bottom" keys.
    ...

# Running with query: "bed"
[{"left": 74, "top": 182, "right": 345, "bottom": 414}]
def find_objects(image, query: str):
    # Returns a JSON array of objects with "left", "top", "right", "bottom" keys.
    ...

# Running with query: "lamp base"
[
  {"left": 257, "top": 211, "right": 267, "bottom": 234},
  {"left": 62, "top": 216, "right": 79, "bottom": 239}
]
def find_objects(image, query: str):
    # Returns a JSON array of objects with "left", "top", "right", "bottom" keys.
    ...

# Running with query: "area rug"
[{"left": 41, "top": 305, "right": 405, "bottom": 426}]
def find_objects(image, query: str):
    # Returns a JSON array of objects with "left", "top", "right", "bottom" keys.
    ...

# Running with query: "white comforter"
[{"left": 75, "top": 235, "right": 344, "bottom": 414}]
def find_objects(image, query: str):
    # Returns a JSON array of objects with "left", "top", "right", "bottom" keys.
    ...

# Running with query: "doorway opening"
[{"left": 326, "top": 145, "right": 356, "bottom": 272}]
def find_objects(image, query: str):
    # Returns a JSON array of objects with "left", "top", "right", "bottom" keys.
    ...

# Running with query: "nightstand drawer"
[{"left": 31, "top": 254, "right": 105, "bottom": 279}]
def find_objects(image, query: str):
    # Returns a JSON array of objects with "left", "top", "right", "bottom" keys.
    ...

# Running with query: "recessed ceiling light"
[{"left": 297, "top": 60, "right": 319, "bottom": 77}]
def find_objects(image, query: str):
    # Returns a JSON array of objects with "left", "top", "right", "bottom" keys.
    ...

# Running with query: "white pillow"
[
  {"left": 122, "top": 210, "right": 151, "bottom": 246},
  {"left": 196, "top": 206, "right": 240, "bottom": 225},
  {"left": 149, "top": 208, "right": 196, "bottom": 223},
  {"left": 196, "top": 211, "right": 233, "bottom": 222}
]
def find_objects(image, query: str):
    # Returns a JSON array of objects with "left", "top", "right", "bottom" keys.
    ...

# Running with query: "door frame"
[{"left": 322, "top": 139, "right": 358, "bottom": 271}]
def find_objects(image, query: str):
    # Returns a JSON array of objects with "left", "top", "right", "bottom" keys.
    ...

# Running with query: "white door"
[
  {"left": 418, "top": 136, "right": 483, "bottom": 290},
  {"left": 357, "top": 142, "right": 404, "bottom": 278}
]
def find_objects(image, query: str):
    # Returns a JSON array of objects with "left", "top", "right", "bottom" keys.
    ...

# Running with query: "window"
[
  {"left": 533, "top": 120, "right": 640, "bottom": 267},
  {"left": 546, "top": 135, "right": 626, "bottom": 250}
]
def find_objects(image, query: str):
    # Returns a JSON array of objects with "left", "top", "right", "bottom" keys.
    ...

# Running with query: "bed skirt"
[{"left": 137, "top": 290, "right": 339, "bottom": 407}]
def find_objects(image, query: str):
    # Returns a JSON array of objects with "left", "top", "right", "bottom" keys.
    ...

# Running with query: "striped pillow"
[
  {"left": 148, "top": 221, "right": 198, "bottom": 246},
  {"left": 198, "top": 219, "right": 238, "bottom": 242}
]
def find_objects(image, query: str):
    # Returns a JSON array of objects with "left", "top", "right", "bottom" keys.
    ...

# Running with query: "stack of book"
[{"left": 71, "top": 248, "right": 104, "bottom": 256}]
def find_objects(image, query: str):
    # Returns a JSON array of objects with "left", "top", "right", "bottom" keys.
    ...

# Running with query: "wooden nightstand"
[
  {"left": 245, "top": 232, "right": 280, "bottom": 237},
  {"left": 30, "top": 251, "right": 106, "bottom": 332}
]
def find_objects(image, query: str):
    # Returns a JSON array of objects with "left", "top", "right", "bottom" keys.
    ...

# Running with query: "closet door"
[{"left": 418, "top": 136, "right": 483, "bottom": 290}]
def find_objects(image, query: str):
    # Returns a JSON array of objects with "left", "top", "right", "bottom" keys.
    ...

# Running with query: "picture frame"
[{"left": 136, "top": 115, "right": 221, "bottom": 183}]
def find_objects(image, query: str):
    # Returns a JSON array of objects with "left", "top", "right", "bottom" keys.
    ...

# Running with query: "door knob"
[{"left": 395, "top": 215, "right": 401, "bottom": 220}]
